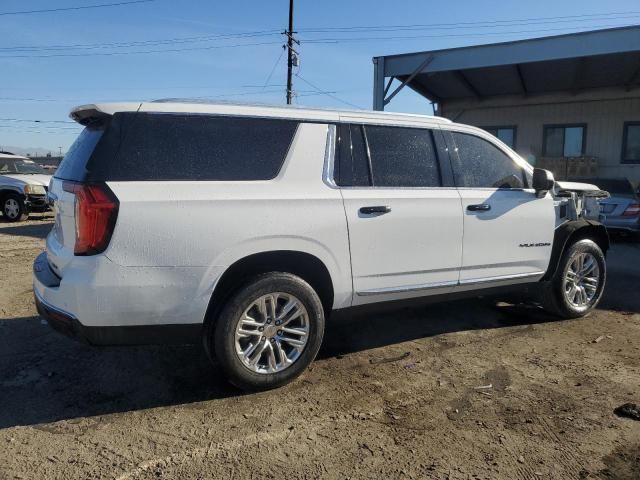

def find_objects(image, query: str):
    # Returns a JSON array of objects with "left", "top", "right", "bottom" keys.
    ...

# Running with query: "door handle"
[
  {"left": 467, "top": 204, "right": 491, "bottom": 212},
  {"left": 359, "top": 205, "right": 391, "bottom": 215}
]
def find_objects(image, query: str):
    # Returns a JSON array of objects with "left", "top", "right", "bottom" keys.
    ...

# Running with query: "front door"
[{"left": 443, "top": 128, "right": 555, "bottom": 284}]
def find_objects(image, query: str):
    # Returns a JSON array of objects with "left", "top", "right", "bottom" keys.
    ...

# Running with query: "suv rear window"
[
  {"left": 54, "top": 127, "right": 105, "bottom": 181},
  {"left": 58, "top": 113, "right": 298, "bottom": 182}
]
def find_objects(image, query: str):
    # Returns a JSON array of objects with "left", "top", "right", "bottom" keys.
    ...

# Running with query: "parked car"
[
  {"left": 574, "top": 177, "right": 639, "bottom": 235},
  {"left": 0, "top": 152, "right": 51, "bottom": 222},
  {"left": 33, "top": 102, "right": 609, "bottom": 391}
]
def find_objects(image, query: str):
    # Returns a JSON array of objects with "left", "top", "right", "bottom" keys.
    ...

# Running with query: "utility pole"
[{"left": 284, "top": 0, "right": 298, "bottom": 104}]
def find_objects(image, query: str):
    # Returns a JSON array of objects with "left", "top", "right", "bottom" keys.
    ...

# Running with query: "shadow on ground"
[
  {"left": 0, "top": 297, "right": 555, "bottom": 430},
  {"left": 0, "top": 219, "right": 53, "bottom": 239},
  {"left": 0, "top": 233, "right": 636, "bottom": 430}
]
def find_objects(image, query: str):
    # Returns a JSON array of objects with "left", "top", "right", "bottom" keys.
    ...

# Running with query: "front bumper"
[
  {"left": 33, "top": 251, "right": 201, "bottom": 346},
  {"left": 25, "top": 194, "right": 50, "bottom": 212},
  {"left": 602, "top": 216, "right": 640, "bottom": 233}
]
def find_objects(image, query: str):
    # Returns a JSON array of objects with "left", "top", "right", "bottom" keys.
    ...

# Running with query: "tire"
[
  {"left": 209, "top": 272, "right": 325, "bottom": 391},
  {"left": 541, "top": 238, "right": 606, "bottom": 319},
  {"left": 2, "top": 194, "right": 28, "bottom": 222}
]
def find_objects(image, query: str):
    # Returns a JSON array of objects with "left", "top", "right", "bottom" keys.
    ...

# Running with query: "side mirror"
[{"left": 532, "top": 168, "right": 554, "bottom": 196}]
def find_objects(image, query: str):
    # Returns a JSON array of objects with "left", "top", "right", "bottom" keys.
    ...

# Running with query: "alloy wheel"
[
  {"left": 234, "top": 292, "right": 310, "bottom": 374},
  {"left": 563, "top": 252, "right": 600, "bottom": 308}
]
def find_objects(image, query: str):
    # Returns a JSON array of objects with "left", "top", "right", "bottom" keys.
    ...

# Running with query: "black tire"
[
  {"left": 208, "top": 272, "right": 325, "bottom": 391},
  {"left": 541, "top": 238, "right": 606, "bottom": 319},
  {"left": 2, "top": 193, "right": 28, "bottom": 222}
]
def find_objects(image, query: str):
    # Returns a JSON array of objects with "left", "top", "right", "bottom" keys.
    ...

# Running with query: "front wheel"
[
  {"left": 209, "top": 273, "right": 325, "bottom": 391},
  {"left": 2, "top": 194, "right": 28, "bottom": 222},
  {"left": 541, "top": 239, "right": 606, "bottom": 319}
]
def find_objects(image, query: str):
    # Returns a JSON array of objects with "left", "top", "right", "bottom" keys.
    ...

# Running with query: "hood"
[
  {"left": 555, "top": 180, "right": 609, "bottom": 198},
  {"left": 0, "top": 173, "right": 52, "bottom": 186}
]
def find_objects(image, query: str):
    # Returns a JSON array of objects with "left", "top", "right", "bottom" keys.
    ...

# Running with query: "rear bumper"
[{"left": 32, "top": 251, "right": 201, "bottom": 346}]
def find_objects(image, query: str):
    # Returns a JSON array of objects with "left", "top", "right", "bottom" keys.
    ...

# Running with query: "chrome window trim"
[{"left": 322, "top": 124, "right": 338, "bottom": 188}]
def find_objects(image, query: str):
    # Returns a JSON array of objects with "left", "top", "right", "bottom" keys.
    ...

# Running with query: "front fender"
[{"left": 542, "top": 218, "right": 609, "bottom": 281}]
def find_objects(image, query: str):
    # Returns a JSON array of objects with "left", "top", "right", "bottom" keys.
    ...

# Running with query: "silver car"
[
  {"left": 578, "top": 177, "right": 640, "bottom": 235},
  {"left": 0, "top": 152, "right": 52, "bottom": 222}
]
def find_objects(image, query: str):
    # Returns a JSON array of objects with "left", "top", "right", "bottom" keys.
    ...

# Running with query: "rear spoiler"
[{"left": 69, "top": 103, "right": 142, "bottom": 126}]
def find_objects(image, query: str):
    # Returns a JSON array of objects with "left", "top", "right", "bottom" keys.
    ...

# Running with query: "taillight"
[
  {"left": 623, "top": 203, "right": 640, "bottom": 217},
  {"left": 62, "top": 181, "right": 119, "bottom": 255}
]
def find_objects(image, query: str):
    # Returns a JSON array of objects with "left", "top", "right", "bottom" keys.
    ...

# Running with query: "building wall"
[{"left": 440, "top": 88, "right": 640, "bottom": 183}]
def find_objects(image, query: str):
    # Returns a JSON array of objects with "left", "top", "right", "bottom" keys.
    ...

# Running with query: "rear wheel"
[
  {"left": 208, "top": 272, "right": 325, "bottom": 391},
  {"left": 541, "top": 239, "right": 606, "bottom": 319},
  {"left": 2, "top": 194, "right": 28, "bottom": 222}
]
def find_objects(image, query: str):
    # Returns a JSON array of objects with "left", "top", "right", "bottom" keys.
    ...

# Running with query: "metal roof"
[{"left": 372, "top": 26, "right": 640, "bottom": 108}]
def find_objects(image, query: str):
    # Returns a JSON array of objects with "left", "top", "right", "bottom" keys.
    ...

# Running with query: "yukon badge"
[{"left": 519, "top": 242, "right": 551, "bottom": 248}]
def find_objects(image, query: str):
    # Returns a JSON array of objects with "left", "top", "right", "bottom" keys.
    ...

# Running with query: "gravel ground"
[{"left": 0, "top": 215, "right": 638, "bottom": 480}]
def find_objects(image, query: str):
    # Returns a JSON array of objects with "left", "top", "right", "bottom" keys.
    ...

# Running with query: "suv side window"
[
  {"left": 335, "top": 124, "right": 371, "bottom": 187},
  {"left": 449, "top": 131, "right": 526, "bottom": 189},
  {"left": 89, "top": 113, "right": 298, "bottom": 181},
  {"left": 364, "top": 125, "right": 441, "bottom": 187}
]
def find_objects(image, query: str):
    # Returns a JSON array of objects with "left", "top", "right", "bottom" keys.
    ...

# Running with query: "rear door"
[
  {"left": 336, "top": 122, "right": 464, "bottom": 305},
  {"left": 442, "top": 128, "right": 555, "bottom": 284}
]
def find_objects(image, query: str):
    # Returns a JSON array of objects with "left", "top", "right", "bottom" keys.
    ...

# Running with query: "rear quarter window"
[
  {"left": 54, "top": 127, "right": 104, "bottom": 181},
  {"left": 89, "top": 113, "right": 298, "bottom": 181}
]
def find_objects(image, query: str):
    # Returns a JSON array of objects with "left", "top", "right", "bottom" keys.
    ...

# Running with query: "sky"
[{"left": 1, "top": 0, "right": 639, "bottom": 154}]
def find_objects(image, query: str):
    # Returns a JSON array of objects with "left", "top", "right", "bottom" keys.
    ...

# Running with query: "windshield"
[{"left": 0, "top": 159, "right": 47, "bottom": 175}]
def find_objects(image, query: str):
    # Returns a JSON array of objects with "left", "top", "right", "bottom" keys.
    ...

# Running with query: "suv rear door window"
[
  {"left": 449, "top": 131, "right": 525, "bottom": 189},
  {"left": 84, "top": 113, "right": 298, "bottom": 182},
  {"left": 335, "top": 124, "right": 371, "bottom": 187},
  {"left": 364, "top": 125, "right": 441, "bottom": 187}
]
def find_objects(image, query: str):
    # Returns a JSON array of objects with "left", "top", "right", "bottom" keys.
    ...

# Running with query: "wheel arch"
[
  {"left": 542, "top": 218, "right": 609, "bottom": 281},
  {"left": 204, "top": 250, "right": 335, "bottom": 328},
  {"left": 0, "top": 187, "right": 25, "bottom": 204}
]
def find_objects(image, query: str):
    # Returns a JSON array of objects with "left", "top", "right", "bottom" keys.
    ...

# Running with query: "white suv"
[{"left": 33, "top": 101, "right": 609, "bottom": 390}]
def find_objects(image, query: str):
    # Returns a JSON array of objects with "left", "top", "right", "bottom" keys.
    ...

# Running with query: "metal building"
[{"left": 372, "top": 26, "right": 640, "bottom": 183}]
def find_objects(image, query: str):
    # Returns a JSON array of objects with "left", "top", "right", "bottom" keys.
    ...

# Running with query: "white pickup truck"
[{"left": 33, "top": 101, "right": 609, "bottom": 391}]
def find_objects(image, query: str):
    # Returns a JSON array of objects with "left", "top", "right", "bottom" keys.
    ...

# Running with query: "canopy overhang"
[{"left": 372, "top": 26, "right": 640, "bottom": 110}]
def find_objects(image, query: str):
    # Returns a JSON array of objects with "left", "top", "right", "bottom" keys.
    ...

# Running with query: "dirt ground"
[{"left": 0, "top": 215, "right": 638, "bottom": 480}]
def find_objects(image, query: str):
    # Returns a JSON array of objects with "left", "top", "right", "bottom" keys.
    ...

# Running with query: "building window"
[
  {"left": 622, "top": 122, "right": 640, "bottom": 164},
  {"left": 482, "top": 126, "right": 517, "bottom": 149},
  {"left": 543, "top": 124, "right": 586, "bottom": 157}
]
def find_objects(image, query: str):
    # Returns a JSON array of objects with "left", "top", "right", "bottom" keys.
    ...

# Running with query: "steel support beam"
[
  {"left": 383, "top": 55, "right": 434, "bottom": 107},
  {"left": 372, "top": 57, "right": 386, "bottom": 110},
  {"left": 515, "top": 64, "right": 528, "bottom": 94},
  {"left": 454, "top": 70, "right": 481, "bottom": 98}
]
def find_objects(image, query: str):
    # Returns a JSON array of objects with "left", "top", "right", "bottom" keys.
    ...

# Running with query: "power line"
[
  {"left": 298, "top": 11, "right": 640, "bottom": 32},
  {"left": 0, "top": 0, "right": 155, "bottom": 17},
  {"left": 0, "top": 30, "right": 282, "bottom": 52},
  {"left": 0, "top": 40, "right": 283, "bottom": 59},
  {"left": 295, "top": 74, "right": 362, "bottom": 109},
  {"left": 302, "top": 23, "right": 640, "bottom": 44},
  {"left": 262, "top": 47, "right": 286, "bottom": 90}
]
